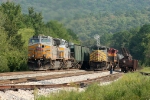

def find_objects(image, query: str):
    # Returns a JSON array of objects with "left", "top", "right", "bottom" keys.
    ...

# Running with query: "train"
[
  {"left": 27, "top": 35, "right": 138, "bottom": 72},
  {"left": 27, "top": 35, "right": 90, "bottom": 70}
]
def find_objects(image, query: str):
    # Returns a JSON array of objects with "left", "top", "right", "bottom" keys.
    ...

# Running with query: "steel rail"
[
  {"left": 0, "top": 73, "right": 123, "bottom": 91},
  {"left": 0, "top": 71, "right": 95, "bottom": 85}
]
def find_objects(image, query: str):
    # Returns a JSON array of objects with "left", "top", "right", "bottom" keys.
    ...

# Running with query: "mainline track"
[
  {"left": 0, "top": 73, "right": 123, "bottom": 91},
  {"left": 0, "top": 71, "right": 97, "bottom": 85},
  {"left": 0, "top": 69, "right": 79, "bottom": 76}
]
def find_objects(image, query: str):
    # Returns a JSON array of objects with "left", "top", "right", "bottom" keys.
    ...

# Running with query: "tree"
[
  {"left": 0, "top": 1, "right": 25, "bottom": 49},
  {"left": 0, "top": 28, "right": 10, "bottom": 72},
  {"left": 27, "top": 7, "right": 44, "bottom": 35},
  {"left": 129, "top": 24, "right": 150, "bottom": 64},
  {"left": 0, "top": 1, "right": 23, "bottom": 37}
]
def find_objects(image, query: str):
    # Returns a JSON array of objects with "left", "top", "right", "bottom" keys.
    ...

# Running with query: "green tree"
[
  {"left": 0, "top": 1, "right": 25, "bottom": 49},
  {"left": 0, "top": 29, "right": 10, "bottom": 72},
  {"left": 27, "top": 7, "right": 44, "bottom": 35},
  {"left": 0, "top": 1, "right": 23, "bottom": 37},
  {"left": 129, "top": 24, "right": 150, "bottom": 64}
]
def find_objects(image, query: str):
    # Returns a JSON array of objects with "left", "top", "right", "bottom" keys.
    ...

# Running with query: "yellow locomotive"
[
  {"left": 89, "top": 46, "right": 119, "bottom": 70},
  {"left": 28, "top": 35, "right": 72, "bottom": 70}
]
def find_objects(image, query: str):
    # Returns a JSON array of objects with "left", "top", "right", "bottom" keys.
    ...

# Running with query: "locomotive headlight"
[
  {"left": 123, "top": 60, "right": 126, "bottom": 63},
  {"left": 43, "top": 54, "right": 46, "bottom": 57},
  {"left": 38, "top": 44, "right": 41, "bottom": 48}
]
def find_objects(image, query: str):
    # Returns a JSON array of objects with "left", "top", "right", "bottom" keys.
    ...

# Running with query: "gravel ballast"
[{"left": 0, "top": 71, "right": 120, "bottom": 100}]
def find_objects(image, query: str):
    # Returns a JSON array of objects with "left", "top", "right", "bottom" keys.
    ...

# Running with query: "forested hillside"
[
  {"left": 1, "top": 0, "right": 150, "bottom": 43},
  {"left": 0, "top": 1, "right": 150, "bottom": 72},
  {"left": 0, "top": 1, "right": 79, "bottom": 72}
]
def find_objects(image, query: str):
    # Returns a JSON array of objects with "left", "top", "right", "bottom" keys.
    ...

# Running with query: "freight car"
[
  {"left": 119, "top": 48, "right": 138, "bottom": 72},
  {"left": 69, "top": 43, "right": 90, "bottom": 69},
  {"left": 89, "top": 46, "right": 119, "bottom": 70},
  {"left": 27, "top": 35, "right": 90, "bottom": 70}
]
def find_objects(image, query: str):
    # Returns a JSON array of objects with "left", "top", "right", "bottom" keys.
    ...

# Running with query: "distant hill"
[{"left": 1, "top": 0, "right": 150, "bottom": 41}]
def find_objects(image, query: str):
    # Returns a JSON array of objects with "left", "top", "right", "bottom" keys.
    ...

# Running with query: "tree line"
[
  {"left": 0, "top": 1, "right": 79, "bottom": 72},
  {"left": 0, "top": 1, "right": 150, "bottom": 72}
]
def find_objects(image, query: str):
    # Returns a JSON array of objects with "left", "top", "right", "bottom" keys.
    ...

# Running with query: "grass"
[
  {"left": 140, "top": 67, "right": 150, "bottom": 73},
  {"left": 37, "top": 67, "right": 150, "bottom": 100}
]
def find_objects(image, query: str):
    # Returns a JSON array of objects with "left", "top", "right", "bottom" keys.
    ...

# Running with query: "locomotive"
[
  {"left": 89, "top": 46, "right": 119, "bottom": 70},
  {"left": 27, "top": 35, "right": 90, "bottom": 70}
]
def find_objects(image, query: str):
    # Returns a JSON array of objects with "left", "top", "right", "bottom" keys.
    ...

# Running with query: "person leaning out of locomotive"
[{"left": 110, "top": 64, "right": 113, "bottom": 74}]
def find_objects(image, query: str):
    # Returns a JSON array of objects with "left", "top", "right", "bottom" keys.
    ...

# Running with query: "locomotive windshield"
[
  {"left": 60, "top": 41, "right": 65, "bottom": 45},
  {"left": 29, "top": 39, "right": 39, "bottom": 43},
  {"left": 41, "top": 38, "right": 51, "bottom": 43},
  {"left": 60, "top": 39, "right": 68, "bottom": 47}
]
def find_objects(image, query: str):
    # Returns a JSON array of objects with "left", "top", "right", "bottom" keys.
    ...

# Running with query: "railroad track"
[
  {"left": 0, "top": 71, "right": 101, "bottom": 85},
  {"left": 0, "top": 73, "right": 123, "bottom": 91},
  {"left": 0, "top": 69, "right": 80, "bottom": 76}
]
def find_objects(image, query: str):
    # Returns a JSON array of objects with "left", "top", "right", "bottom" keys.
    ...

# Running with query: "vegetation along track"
[{"left": 0, "top": 73, "right": 123, "bottom": 91}]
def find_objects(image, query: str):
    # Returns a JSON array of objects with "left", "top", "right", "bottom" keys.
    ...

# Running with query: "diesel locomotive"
[{"left": 89, "top": 46, "right": 119, "bottom": 70}]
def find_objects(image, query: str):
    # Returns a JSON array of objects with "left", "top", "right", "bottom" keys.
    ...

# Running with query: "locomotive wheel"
[
  {"left": 101, "top": 62, "right": 107, "bottom": 70},
  {"left": 89, "top": 62, "right": 95, "bottom": 71},
  {"left": 121, "top": 68, "right": 124, "bottom": 72},
  {"left": 37, "top": 60, "right": 42, "bottom": 68}
]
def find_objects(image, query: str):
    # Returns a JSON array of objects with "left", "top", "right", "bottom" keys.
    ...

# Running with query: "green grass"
[
  {"left": 37, "top": 67, "right": 150, "bottom": 100},
  {"left": 140, "top": 67, "right": 150, "bottom": 73}
]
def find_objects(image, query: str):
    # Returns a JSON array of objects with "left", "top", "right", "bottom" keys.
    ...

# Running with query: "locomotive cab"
[{"left": 28, "top": 35, "right": 53, "bottom": 59}]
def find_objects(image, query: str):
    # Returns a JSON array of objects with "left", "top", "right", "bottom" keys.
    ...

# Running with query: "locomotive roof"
[{"left": 32, "top": 35, "right": 51, "bottom": 39}]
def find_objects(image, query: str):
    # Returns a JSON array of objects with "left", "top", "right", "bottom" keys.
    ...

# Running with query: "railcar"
[
  {"left": 69, "top": 43, "right": 90, "bottom": 69},
  {"left": 119, "top": 48, "right": 138, "bottom": 72}
]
